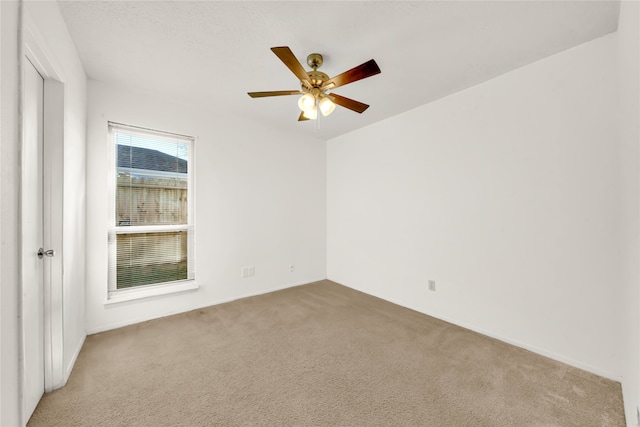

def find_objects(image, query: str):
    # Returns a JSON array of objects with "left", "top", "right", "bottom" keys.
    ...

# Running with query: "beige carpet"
[{"left": 29, "top": 280, "right": 624, "bottom": 426}]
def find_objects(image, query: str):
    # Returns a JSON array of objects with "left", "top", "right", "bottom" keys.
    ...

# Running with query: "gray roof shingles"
[{"left": 117, "top": 145, "right": 187, "bottom": 173}]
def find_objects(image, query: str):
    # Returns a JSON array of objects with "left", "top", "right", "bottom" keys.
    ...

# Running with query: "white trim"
[
  {"left": 107, "top": 123, "right": 117, "bottom": 299},
  {"left": 117, "top": 166, "right": 188, "bottom": 180},
  {"left": 107, "top": 122, "right": 196, "bottom": 297},
  {"left": 109, "top": 121, "right": 195, "bottom": 141},
  {"left": 105, "top": 280, "right": 199, "bottom": 305},
  {"left": 65, "top": 333, "right": 86, "bottom": 382},
  {"left": 339, "top": 282, "right": 620, "bottom": 382},
  {"left": 114, "top": 224, "right": 189, "bottom": 234},
  {"left": 17, "top": 4, "right": 25, "bottom": 425},
  {"left": 22, "top": 7, "right": 66, "bottom": 398},
  {"left": 430, "top": 309, "right": 618, "bottom": 381},
  {"left": 23, "top": 12, "right": 63, "bottom": 82},
  {"left": 89, "top": 277, "right": 326, "bottom": 334},
  {"left": 0, "top": 0, "right": 3, "bottom": 421},
  {"left": 188, "top": 135, "right": 196, "bottom": 284}
]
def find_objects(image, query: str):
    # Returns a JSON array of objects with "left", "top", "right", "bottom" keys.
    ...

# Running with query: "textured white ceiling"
[{"left": 58, "top": 1, "right": 620, "bottom": 140}]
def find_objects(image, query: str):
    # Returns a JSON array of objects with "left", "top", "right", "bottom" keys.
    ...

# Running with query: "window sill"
[{"left": 105, "top": 280, "right": 199, "bottom": 306}]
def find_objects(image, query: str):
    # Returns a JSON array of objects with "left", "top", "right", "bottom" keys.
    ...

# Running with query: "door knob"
[{"left": 37, "top": 248, "right": 55, "bottom": 259}]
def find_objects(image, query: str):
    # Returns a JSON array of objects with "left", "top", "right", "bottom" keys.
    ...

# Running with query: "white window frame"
[{"left": 106, "top": 122, "right": 198, "bottom": 304}]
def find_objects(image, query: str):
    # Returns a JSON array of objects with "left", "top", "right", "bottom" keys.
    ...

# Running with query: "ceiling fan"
[{"left": 248, "top": 46, "right": 381, "bottom": 121}]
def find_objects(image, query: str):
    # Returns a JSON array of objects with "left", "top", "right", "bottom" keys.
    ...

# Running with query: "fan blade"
[
  {"left": 271, "top": 47, "right": 311, "bottom": 87},
  {"left": 298, "top": 111, "right": 310, "bottom": 121},
  {"left": 329, "top": 93, "right": 370, "bottom": 114},
  {"left": 248, "top": 90, "right": 303, "bottom": 98},
  {"left": 322, "top": 59, "right": 381, "bottom": 90}
]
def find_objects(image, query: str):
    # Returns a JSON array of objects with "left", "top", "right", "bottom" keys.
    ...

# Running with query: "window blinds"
[{"left": 108, "top": 122, "right": 194, "bottom": 291}]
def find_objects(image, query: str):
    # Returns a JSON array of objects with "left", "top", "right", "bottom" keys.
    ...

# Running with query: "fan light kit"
[{"left": 248, "top": 47, "right": 381, "bottom": 122}]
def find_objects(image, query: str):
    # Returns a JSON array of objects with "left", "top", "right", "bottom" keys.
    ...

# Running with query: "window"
[{"left": 108, "top": 122, "right": 195, "bottom": 300}]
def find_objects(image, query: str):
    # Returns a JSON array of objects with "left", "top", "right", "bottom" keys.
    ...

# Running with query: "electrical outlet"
[
  {"left": 289, "top": 264, "right": 295, "bottom": 273},
  {"left": 428, "top": 280, "right": 436, "bottom": 291},
  {"left": 242, "top": 266, "right": 255, "bottom": 278}
]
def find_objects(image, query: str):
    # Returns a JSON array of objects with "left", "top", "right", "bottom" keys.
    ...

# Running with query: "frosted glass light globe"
[
  {"left": 298, "top": 93, "right": 315, "bottom": 112},
  {"left": 319, "top": 97, "right": 336, "bottom": 116},
  {"left": 302, "top": 106, "right": 318, "bottom": 120}
]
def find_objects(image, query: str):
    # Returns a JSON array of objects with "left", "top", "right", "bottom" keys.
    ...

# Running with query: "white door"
[{"left": 22, "top": 57, "right": 45, "bottom": 422}]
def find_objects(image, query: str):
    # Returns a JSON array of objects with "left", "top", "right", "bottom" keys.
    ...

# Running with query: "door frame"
[{"left": 21, "top": 9, "right": 65, "bottom": 398}]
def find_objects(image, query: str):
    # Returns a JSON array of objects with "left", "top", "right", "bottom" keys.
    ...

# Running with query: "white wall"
[
  {"left": 1, "top": 1, "right": 87, "bottom": 423},
  {"left": 328, "top": 34, "right": 624, "bottom": 380},
  {"left": 618, "top": 1, "right": 640, "bottom": 424},
  {"left": 1, "top": 0, "right": 3, "bottom": 417},
  {"left": 24, "top": 0, "right": 88, "bottom": 386},
  {"left": 1, "top": 2, "right": 23, "bottom": 425},
  {"left": 85, "top": 81, "right": 327, "bottom": 333}
]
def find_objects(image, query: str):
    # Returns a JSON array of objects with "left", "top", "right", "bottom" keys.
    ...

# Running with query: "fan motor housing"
[
  {"left": 306, "top": 70, "right": 329, "bottom": 88},
  {"left": 302, "top": 53, "right": 329, "bottom": 88}
]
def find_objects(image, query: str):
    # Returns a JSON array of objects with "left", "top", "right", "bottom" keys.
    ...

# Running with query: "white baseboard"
[
  {"left": 426, "top": 308, "right": 618, "bottom": 381},
  {"left": 64, "top": 332, "right": 86, "bottom": 385},
  {"left": 86, "top": 277, "right": 327, "bottom": 335},
  {"left": 339, "top": 281, "right": 619, "bottom": 382}
]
